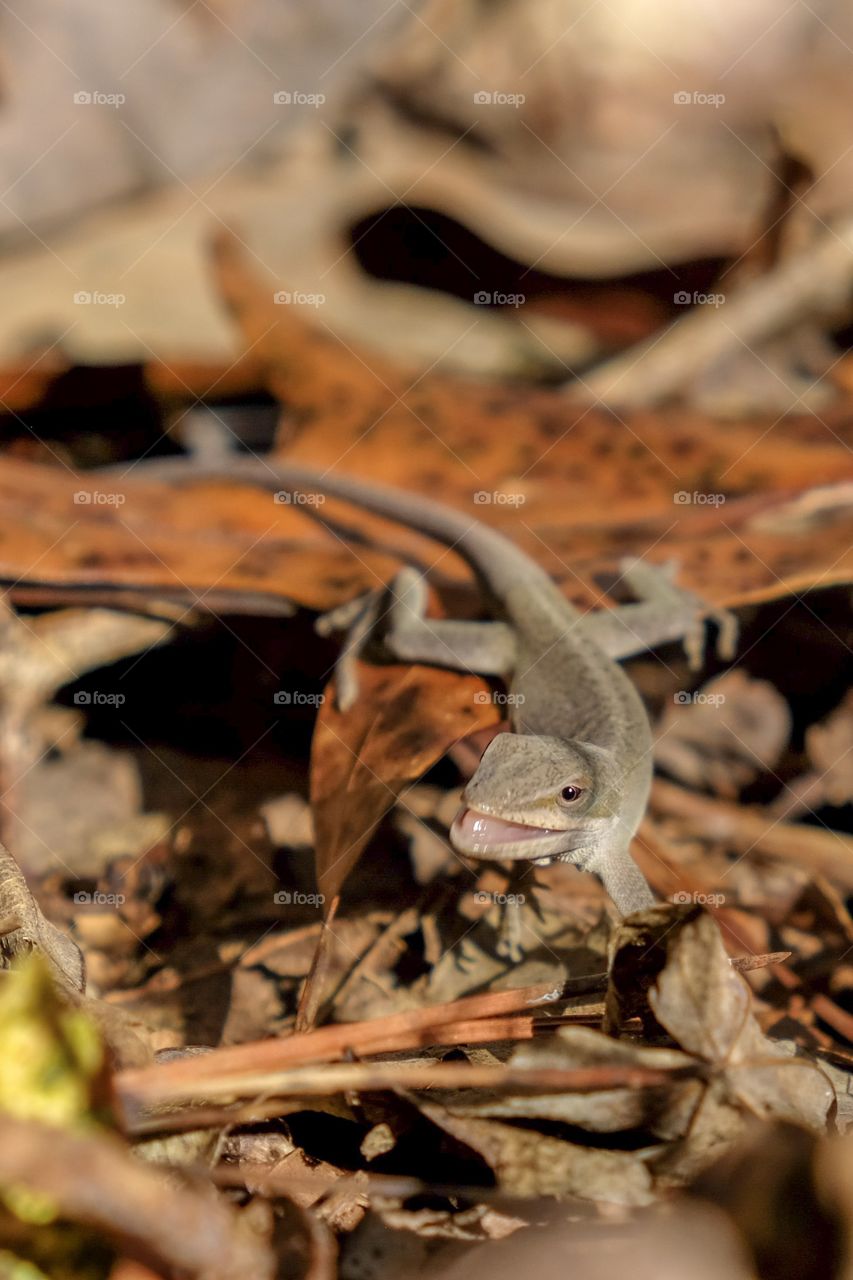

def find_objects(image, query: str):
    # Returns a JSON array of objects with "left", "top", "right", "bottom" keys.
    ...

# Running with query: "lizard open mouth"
[
  {"left": 452, "top": 807, "right": 560, "bottom": 845},
  {"left": 451, "top": 807, "right": 563, "bottom": 856}
]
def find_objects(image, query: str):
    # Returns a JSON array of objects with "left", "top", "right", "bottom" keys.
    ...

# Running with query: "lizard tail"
[{"left": 117, "top": 454, "right": 555, "bottom": 604}]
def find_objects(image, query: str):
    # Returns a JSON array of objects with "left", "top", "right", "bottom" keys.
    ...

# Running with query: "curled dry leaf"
[
  {"left": 646, "top": 909, "right": 755, "bottom": 1062},
  {"left": 0, "top": 841, "right": 155, "bottom": 1070},
  {"left": 299, "top": 657, "right": 495, "bottom": 1026},
  {"left": 647, "top": 911, "right": 834, "bottom": 1132},
  {"left": 602, "top": 906, "right": 834, "bottom": 1182},
  {"left": 0, "top": 842, "right": 84, "bottom": 995},
  {"left": 417, "top": 1103, "right": 654, "bottom": 1206},
  {"left": 0, "top": 601, "right": 171, "bottom": 873}
]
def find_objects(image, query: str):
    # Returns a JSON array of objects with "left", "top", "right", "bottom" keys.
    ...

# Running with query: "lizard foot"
[{"left": 617, "top": 557, "right": 738, "bottom": 669}]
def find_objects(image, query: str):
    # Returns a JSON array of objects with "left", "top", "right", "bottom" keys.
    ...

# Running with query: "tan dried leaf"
[
  {"left": 419, "top": 1103, "right": 653, "bottom": 1205},
  {"left": 433, "top": 1025, "right": 701, "bottom": 1140}
]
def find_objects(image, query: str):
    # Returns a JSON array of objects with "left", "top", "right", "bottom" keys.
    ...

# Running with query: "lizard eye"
[{"left": 559, "top": 785, "right": 583, "bottom": 804}]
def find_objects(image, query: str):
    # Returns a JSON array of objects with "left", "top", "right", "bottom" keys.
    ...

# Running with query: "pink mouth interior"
[{"left": 453, "top": 807, "right": 559, "bottom": 845}]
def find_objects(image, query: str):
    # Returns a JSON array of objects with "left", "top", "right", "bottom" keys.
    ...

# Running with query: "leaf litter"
[{"left": 1, "top": 199, "right": 853, "bottom": 1280}]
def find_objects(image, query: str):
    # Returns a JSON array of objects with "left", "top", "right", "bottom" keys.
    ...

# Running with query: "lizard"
[{"left": 122, "top": 454, "right": 736, "bottom": 954}]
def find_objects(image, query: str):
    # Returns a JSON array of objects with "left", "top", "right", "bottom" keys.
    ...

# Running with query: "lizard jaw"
[{"left": 450, "top": 807, "right": 583, "bottom": 862}]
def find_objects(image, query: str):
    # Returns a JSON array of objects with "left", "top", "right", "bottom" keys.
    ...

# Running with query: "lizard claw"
[
  {"left": 684, "top": 602, "right": 739, "bottom": 670},
  {"left": 712, "top": 606, "right": 739, "bottom": 662}
]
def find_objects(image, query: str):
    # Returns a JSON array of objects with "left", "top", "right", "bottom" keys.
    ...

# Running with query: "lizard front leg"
[
  {"left": 585, "top": 844, "right": 656, "bottom": 916},
  {"left": 578, "top": 558, "right": 737, "bottom": 670},
  {"left": 318, "top": 567, "right": 516, "bottom": 709}
]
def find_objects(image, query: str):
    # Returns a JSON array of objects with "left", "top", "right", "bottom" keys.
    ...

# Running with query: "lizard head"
[{"left": 450, "top": 731, "right": 623, "bottom": 864}]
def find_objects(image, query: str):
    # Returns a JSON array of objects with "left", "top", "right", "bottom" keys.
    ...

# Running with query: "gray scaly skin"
[{"left": 127, "top": 455, "right": 736, "bottom": 946}]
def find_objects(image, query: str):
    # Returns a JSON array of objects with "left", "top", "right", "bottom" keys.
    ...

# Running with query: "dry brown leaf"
[
  {"left": 647, "top": 910, "right": 834, "bottom": 1129},
  {"left": 3, "top": 233, "right": 853, "bottom": 621},
  {"left": 0, "top": 457, "right": 401, "bottom": 613},
  {"left": 0, "top": 840, "right": 84, "bottom": 994},
  {"left": 310, "top": 660, "right": 496, "bottom": 906},
  {"left": 418, "top": 1103, "right": 654, "bottom": 1205},
  {"left": 213, "top": 229, "right": 853, "bottom": 610},
  {"left": 646, "top": 911, "right": 754, "bottom": 1062},
  {"left": 603, "top": 906, "right": 834, "bottom": 1181},
  {"left": 434, "top": 1025, "right": 701, "bottom": 1139}
]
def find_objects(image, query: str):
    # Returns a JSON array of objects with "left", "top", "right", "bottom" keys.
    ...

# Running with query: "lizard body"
[{"left": 130, "top": 455, "right": 734, "bottom": 921}]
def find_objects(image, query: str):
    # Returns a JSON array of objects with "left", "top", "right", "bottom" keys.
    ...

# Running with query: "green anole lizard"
[{"left": 124, "top": 456, "right": 736, "bottom": 949}]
